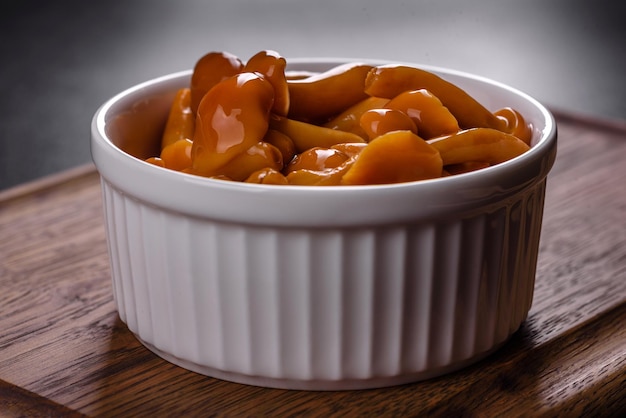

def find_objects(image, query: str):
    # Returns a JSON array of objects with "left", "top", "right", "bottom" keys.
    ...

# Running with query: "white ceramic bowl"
[{"left": 91, "top": 59, "right": 557, "bottom": 390}]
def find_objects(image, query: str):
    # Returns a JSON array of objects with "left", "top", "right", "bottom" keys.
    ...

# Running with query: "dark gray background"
[{"left": 1, "top": 0, "right": 625, "bottom": 190}]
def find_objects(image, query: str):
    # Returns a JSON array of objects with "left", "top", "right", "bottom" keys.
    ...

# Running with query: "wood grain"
[{"left": 1, "top": 112, "right": 625, "bottom": 417}]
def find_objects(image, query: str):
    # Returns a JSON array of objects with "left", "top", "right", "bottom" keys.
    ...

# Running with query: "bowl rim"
[{"left": 91, "top": 58, "right": 557, "bottom": 226}]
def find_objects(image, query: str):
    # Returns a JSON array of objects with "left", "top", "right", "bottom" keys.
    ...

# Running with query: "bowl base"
[{"left": 136, "top": 335, "right": 506, "bottom": 391}]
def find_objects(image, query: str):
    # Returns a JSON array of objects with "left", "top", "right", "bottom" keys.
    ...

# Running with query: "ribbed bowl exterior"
[{"left": 101, "top": 177, "right": 546, "bottom": 390}]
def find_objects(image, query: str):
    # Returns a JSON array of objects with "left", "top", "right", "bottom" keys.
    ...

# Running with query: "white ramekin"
[{"left": 91, "top": 59, "right": 557, "bottom": 390}]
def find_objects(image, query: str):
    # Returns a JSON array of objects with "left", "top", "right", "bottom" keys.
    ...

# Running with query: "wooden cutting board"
[{"left": 1, "top": 111, "right": 625, "bottom": 417}]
